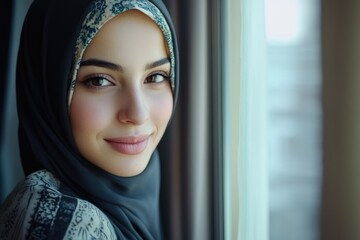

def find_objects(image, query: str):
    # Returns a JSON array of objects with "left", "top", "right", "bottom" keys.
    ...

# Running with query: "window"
[
  {"left": 266, "top": 0, "right": 322, "bottom": 239},
  {"left": 223, "top": 0, "right": 322, "bottom": 239}
]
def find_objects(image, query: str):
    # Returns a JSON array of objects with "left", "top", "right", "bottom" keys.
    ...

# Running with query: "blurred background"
[
  {"left": 265, "top": 0, "right": 322, "bottom": 239},
  {"left": 0, "top": 0, "right": 32, "bottom": 200},
  {"left": 1, "top": 0, "right": 360, "bottom": 240}
]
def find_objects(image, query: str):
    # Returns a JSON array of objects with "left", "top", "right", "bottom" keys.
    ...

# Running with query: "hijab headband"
[{"left": 68, "top": 0, "right": 175, "bottom": 106}]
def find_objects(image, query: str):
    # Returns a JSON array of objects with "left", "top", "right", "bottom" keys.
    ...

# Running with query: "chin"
[{"left": 108, "top": 153, "right": 152, "bottom": 177}]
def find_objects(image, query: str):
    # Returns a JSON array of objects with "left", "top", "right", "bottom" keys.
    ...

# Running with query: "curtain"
[
  {"left": 162, "top": 0, "right": 269, "bottom": 239},
  {"left": 223, "top": 0, "right": 268, "bottom": 239},
  {"left": 160, "top": 0, "right": 223, "bottom": 239},
  {"left": 321, "top": 1, "right": 360, "bottom": 239},
  {"left": 162, "top": 0, "right": 268, "bottom": 239}
]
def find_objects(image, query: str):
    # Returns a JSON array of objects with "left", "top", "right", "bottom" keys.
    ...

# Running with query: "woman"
[{"left": 0, "top": 0, "right": 178, "bottom": 239}]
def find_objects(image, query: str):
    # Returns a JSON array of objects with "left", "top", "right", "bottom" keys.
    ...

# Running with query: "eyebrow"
[
  {"left": 80, "top": 59, "right": 123, "bottom": 72},
  {"left": 145, "top": 58, "right": 170, "bottom": 70},
  {"left": 80, "top": 57, "right": 170, "bottom": 72}
]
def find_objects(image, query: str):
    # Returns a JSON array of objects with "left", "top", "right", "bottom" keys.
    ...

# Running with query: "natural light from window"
[
  {"left": 265, "top": 0, "right": 303, "bottom": 44},
  {"left": 265, "top": 0, "right": 322, "bottom": 240}
]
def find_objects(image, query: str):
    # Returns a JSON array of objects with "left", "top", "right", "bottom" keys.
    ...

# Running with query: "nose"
[{"left": 117, "top": 85, "right": 149, "bottom": 125}]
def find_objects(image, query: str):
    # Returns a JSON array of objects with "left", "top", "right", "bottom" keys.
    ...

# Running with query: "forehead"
[
  {"left": 82, "top": 10, "right": 165, "bottom": 50},
  {"left": 82, "top": 10, "right": 167, "bottom": 61}
]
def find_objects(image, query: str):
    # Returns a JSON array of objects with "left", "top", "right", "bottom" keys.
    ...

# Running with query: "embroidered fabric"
[{"left": 0, "top": 170, "right": 117, "bottom": 240}]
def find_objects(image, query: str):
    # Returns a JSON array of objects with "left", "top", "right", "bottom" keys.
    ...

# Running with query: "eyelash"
[
  {"left": 81, "top": 74, "right": 114, "bottom": 89},
  {"left": 80, "top": 72, "right": 170, "bottom": 90},
  {"left": 144, "top": 72, "right": 170, "bottom": 84}
]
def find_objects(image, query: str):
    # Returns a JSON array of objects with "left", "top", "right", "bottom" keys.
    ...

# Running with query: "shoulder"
[
  {"left": 0, "top": 170, "right": 60, "bottom": 239},
  {"left": 63, "top": 198, "right": 117, "bottom": 239},
  {"left": 0, "top": 170, "right": 116, "bottom": 240}
]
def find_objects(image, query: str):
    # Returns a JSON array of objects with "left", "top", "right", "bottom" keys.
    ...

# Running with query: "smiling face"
[{"left": 70, "top": 10, "right": 173, "bottom": 177}]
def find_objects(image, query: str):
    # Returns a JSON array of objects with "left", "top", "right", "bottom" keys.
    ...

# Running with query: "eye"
[
  {"left": 82, "top": 75, "right": 114, "bottom": 88},
  {"left": 144, "top": 73, "right": 170, "bottom": 84}
]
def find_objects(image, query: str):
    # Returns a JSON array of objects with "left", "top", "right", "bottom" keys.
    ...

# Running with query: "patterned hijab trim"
[{"left": 68, "top": 0, "right": 175, "bottom": 106}]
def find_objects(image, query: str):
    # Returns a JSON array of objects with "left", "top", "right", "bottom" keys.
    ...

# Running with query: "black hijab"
[{"left": 16, "top": 0, "right": 179, "bottom": 239}]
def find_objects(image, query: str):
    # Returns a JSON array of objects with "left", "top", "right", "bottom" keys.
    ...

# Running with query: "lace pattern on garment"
[{"left": 0, "top": 170, "right": 117, "bottom": 240}]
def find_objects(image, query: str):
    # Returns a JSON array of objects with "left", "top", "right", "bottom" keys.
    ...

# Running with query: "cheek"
[
  {"left": 150, "top": 91, "right": 173, "bottom": 129},
  {"left": 70, "top": 92, "right": 113, "bottom": 136}
]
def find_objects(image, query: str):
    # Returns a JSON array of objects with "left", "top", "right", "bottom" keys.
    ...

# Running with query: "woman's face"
[{"left": 70, "top": 10, "right": 173, "bottom": 177}]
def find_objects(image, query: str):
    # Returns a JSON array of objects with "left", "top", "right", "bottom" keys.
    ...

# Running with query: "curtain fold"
[
  {"left": 160, "top": 0, "right": 221, "bottom": 239},
  {"left": 223, "top": 0, "right": 268, "bottom": 239},
  {"left": 162, "top": 0, "right": 268, "bottom": 239}
]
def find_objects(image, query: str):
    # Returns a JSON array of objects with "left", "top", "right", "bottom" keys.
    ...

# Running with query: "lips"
[{"left": 105, "top": 135, "right": 150, "bottom": 155}]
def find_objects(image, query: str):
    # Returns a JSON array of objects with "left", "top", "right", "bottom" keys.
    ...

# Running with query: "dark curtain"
[
  {"left": 321, "top": 0, "right": 360, "bottom": 239},
  {"left": 160, "top": 0, "right": 223, "bottom": 239}
]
